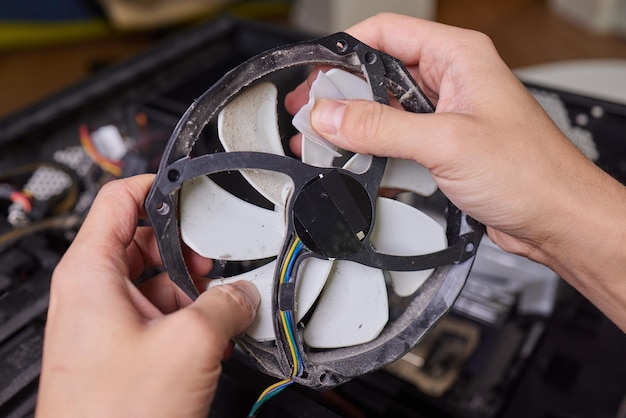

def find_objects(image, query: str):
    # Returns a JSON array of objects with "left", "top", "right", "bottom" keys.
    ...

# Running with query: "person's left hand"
[{"left": 36, "top": 174, "right": 260, "bottom": 418}]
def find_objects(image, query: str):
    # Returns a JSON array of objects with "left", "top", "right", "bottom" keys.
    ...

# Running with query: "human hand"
[
  {"left": 286, "top": 13, "right": 584, "bottom": 258},
  {"left": 36, "top": 174, "right": 260, "bottom": 418},
  {"left": 285, "top": 14, "right": 626, "bottom": 330}
]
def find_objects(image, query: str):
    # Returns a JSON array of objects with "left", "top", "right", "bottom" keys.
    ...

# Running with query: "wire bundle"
[
  {"left": 0, "top": 184, "right": 32, "bottom": 214},
  {"left": 248, "top": 238, "right": 305, "bottom": 417}
]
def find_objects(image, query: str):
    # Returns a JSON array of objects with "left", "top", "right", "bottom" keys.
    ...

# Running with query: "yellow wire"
[
  {"left": 280, "top": 311, "right": 299, "bottom": 377},
  {"left": 254, "top": 378, "right": 293, "bottom": 402},
  {"left": 248, "top": 238, "right": 304, "bottom": 416},
  {"left": 278, "top": 238, "right": 301, "bottom": 376},
  {"left": 280, "top": 239, "right": 300, "bottom": 279}
]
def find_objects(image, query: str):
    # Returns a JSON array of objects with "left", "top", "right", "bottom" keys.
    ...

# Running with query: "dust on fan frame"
[{"left": 144, "top": 31, "right": 484, "bottom": 406}]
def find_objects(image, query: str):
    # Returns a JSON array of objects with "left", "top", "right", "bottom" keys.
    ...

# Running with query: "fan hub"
[{"left": 293, "top": 169, "right": 372, "bottom": 258}]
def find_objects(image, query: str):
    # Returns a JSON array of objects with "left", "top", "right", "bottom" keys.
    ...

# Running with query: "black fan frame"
[{"left": 145, "top": 32, "right": 484, "bottom": 390}]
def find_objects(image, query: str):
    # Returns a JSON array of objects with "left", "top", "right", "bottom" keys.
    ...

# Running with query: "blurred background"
[{"left": 1, "top": 0, "right": 626, "bottom": 119}]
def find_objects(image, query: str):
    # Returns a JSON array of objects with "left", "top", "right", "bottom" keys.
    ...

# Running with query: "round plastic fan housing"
[{"left": 145, "top": 31, "right": 484, "bottom": 390}]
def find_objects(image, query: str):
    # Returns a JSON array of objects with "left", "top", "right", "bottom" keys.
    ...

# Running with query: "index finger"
[
  {"left": 49, "top": 175, "right": 158, "bottom": 323},
  {"left": 52, "top": 175, "right": 155, "bottom": 302},
  {"left": 67, "top": 175, "right": 155, "bottom": 270},
  {"left": 345, "top": 13, "right": 459, "bottom": 65}
]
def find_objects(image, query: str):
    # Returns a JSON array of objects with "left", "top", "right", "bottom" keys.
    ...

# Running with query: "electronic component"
[
  {"left": 145, "top": 31, "right": 484, "bottom": 404},
  {"left": 385, "top": 316, "right": 481, "bottom": 397}
]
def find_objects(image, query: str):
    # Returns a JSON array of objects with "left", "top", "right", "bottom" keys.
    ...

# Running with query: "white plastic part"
[
  {"left": 184, "top": 69, "right": 445, "bottom": 350},
  {"left": 293, "top": 69, "right": 438, "bottom": 196},
  {"left": 293, "top": 71, "right": 344, "bottom": 164},
  {"left": 343, "top": 153, "right": 372, "bottom": 174},
  {"left": 91, "top": 125, "right": 128, "bottom": 161},
  {"left": 218, "top": 82, "right": 293, "bottom": 207},
  {"left": 303, "top": 260, "right": 389, "bottom": 348},
  {"left": 209, "top": 262, "right": 277, "bottom": 341},
  {"left": 301, "top": 138, "right": 338, "bottom": 168},
  {"left": 381, "top": 159, "right": 437, "bottom": 197},
  {"left": 208, "top": 257, "right": 333, "bottom": 341},
  {"left": 343, "top": 143, "right": 437, "bottom": 196},
  {"left": 294, "top": 257, "right": 335, "bottom": 319},
  {"left": 180, "top": 175, "right": 286, "bottom": 260},
  {"left": 293, "top": 69, "right": 374, "bottom": 166},
  {"left": 371, "top": 197, "right": 447, "bottom": 297}
]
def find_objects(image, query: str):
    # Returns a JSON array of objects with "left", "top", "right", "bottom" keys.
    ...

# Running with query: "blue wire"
[
  {"left": 283, "top": 240, "right": 304, "bottom": 374},
  {"left": 283, "top": 310, "right": 303, "bottom": 375},
  {"left": 283, "top": 241, "right": 303, "bottom": 284},
  {"left": 247, "top": 239, "right": 305, "bottom": 417},
  {"left": 248, "top": 380, "right": 294, "bottom": 417}
]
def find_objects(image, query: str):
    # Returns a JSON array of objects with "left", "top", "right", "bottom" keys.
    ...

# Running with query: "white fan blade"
[
  {"left": 180, "top": 175, "right": 286, "bottom": 260},
  {"left": 292, "top": 68, "right": 437, "bottom": 193},
  {"left": 294, "top": 257, "right": 334, "bottom": 320},
  {"left": 304, "top": 260, "right": 389, "bottom": 349},
  {"left": 380, "top": 158, "right": 438, "bottom": 197},
  {"left": 326, "top": 68, "right": 374, "bottom": 101},
  {"left": 343, "top": 153, "right": 372, "bottom": 174},
  {"left": 293, "top": 69, "right": 374, "bottom": 168},
  {"left": 301, "top": 137, "right": 338, "bottom": 168},
  {"left": 208, "top": 258, "right": 333, "bottom": 342},
  {"left": 371, "top": 197, "right": 447, "bottom": 297},
  {"left": 209, "top": 262, "right": 277, "bottom": 342},
  {"left": 293, "top": 71, "right": 343, "bottom": 166},
  {"left": 218, "top": 82, "right": 293, "bottom": 207},
  {"left": 325, "top": 70, "right": 437, "bottom": 194}
]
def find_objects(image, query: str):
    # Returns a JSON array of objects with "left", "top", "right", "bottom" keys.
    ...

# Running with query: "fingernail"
[
  {"left": 230, "top": 281, "right": 261, "bottom": 309},
  {"left": 312, "top": 99, "right": 346, "bottom": 136}
]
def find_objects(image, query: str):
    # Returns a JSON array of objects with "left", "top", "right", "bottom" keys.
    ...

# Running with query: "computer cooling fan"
[{"left": 145, "top": 32, "right": 484, "bottom": 391}]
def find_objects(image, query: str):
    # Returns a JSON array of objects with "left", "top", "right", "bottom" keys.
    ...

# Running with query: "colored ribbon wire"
[{"left": 248, "top": 238, "right": 304, "bottom": 417}]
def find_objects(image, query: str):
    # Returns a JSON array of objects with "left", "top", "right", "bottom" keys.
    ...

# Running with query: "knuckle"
[
  {"left": 96, "top": 179, "right": 129, "bottom": 206},
  {"left": 97, "top": 178, "right": 124, "bottom": 196},
  {"left": 178, "top": 306, "right": 212, "bottom": 331},
  {"left": 465, "top": 30, "right": 494, "bottom": 48},
  {"left": 371, "top": 11, "right": 396, "bottom": 22},
  {"left": 94, "top": 178, "right": 140, "bottom": 213},
  {"left": 458, "top": 31, "right": 498, "bottom": 62},
  {"left": 340, "top": 101, "right": 386, "bottom": 147},
  {"left": 173, "top": 284, "right": 257, "bottom": 346},
  {"left": 436, "top": 116, "right": 479, "bottom": 158},
  {"left": 167, "top": 308, "right": 217, "bottom": 351},
  {"left": 213, "top": 284, "right": 256, "bottom": 321}
]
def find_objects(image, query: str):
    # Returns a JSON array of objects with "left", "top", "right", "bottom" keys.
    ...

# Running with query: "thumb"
[
  {"left": 189, "top": 280, "right": 260, "bottom": 344},
  {"left": 310, "top": 98, "right": 459, "bottom": 168}
]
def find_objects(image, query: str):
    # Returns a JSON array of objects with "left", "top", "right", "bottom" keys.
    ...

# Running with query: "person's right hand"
[
  {"left": 285, "top": 13, "right": 626, "bottom": 330},
  {"left": 287, "top": 13, "right": 588, "bottom": 258}
]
